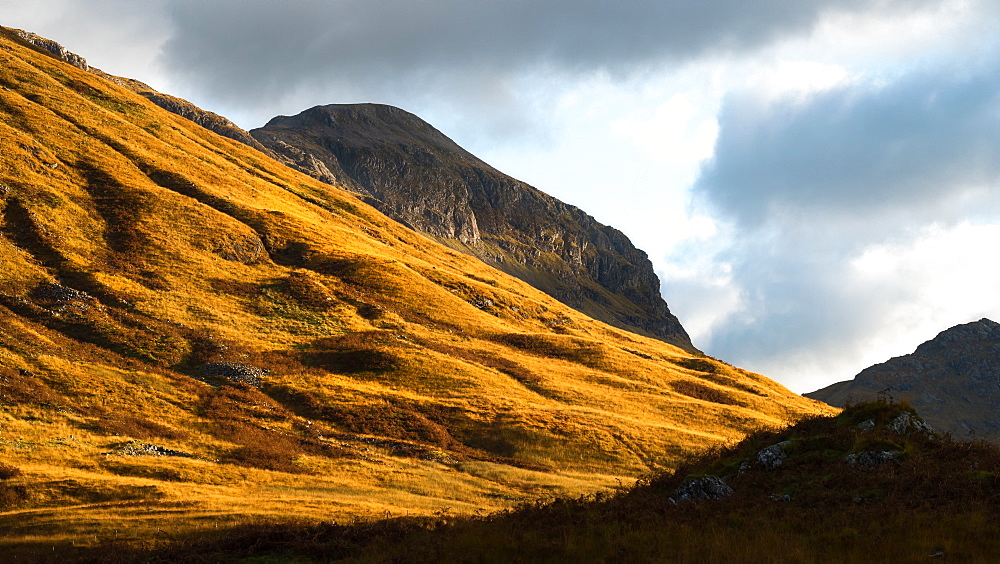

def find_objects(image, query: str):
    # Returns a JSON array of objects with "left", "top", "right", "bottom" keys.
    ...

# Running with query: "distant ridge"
[
  {"left": 807, "top": 318, "right": 1000, "bottom": 438},
  {"left": 251, "top": 104, "right": 694, "bottom": 350}
]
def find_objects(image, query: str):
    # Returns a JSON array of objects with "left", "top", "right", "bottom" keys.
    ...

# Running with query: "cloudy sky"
[{"left": 5, "top": 0, "right": 1000, "bottom": 393}]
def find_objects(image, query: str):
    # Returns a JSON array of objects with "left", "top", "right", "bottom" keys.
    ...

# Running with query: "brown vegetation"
[
  {"left": 669, "top": 379, "right": 747, "bottom": 407},
  {"left": 88, "top": 414, "right": 187, "bottom": 441},
  {"left": 0, "top": 367, "right": 62, "bottom": 406},
  {"left": 199, "top": 384, "right": 350, "bottom": 473},
  {"left": 36, "top": 402, "right": 1000, "bottom": 562}
]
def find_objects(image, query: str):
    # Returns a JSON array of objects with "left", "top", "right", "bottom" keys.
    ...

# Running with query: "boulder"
[
  {"left": 888, "top": 412, "right": 933, "bottom": 435},
  {"left": 857, "top": 419, "right": 876, "bottom": 431},
  {"left": 669, "top": 475, "right": 734, "bottom": 504},
  {"left": 33, "top": 282, "right": 91, "bottom": 304},
  {"left": 845, "top": 450, "right": 900, "bottom": 468},
  {"left": 739, "top": 440, "right": 792, "bottom": 474},
  {"left": 756, "top": 440, "right": 792, "bottom": 470},
  {"left": 201, "top": 362, "right": 269, "bottom": 387}
]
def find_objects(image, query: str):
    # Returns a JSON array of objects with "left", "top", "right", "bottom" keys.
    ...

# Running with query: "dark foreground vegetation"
[{"left": 8, "top": 400, "right": 1000, "bottom": 563}]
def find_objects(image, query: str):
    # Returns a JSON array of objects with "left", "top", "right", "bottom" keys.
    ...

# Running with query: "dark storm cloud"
[
  {"left": 158, "top": 0, "right": 936, "bottom": 125},
  {"left": 696, "top": 66, "right": 1000, "bottom": 229}
]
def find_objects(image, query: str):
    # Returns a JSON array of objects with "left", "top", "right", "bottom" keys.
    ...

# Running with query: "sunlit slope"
[{"left": 0, "top": 27, "right": 833, "bottom": 545}]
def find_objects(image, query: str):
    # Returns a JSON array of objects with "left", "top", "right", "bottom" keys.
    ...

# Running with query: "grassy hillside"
[
  {"left": 86, "top": 401, "right": 1000, "bottom": 562},
  {"left": 0, "top": 26, "right": 831, "bottom": 552}
]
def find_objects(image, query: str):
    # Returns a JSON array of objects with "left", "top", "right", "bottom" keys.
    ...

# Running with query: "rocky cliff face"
[
  {"left": 250, "top": 104, "right": 693, "bottom": 350},
  {"left": 807, "top": 318, "right": 1000, "bottom": 438}
]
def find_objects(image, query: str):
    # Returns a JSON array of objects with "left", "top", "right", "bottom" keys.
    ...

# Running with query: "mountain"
[
  {"left": 250, "top": 105, "right": 695, "bottom": 350},
  {"left": 62, "top": 401, "right": 1000, "bottom": 561},
  {"left": 19, "top": 26, "right": 697, "bottom": 351},
  {"left": 807, "top": 318, "right": 1000, "bottom": 439},
  {"left": 0, "top": 26, "right": 831, "bottom": 551},
  {"left": 13, "top": 26, "right": 694, "bottom": 351}
]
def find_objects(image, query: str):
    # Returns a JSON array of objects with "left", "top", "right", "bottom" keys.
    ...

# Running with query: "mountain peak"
[{"left": 914, "top": 317, "right": 1000, "bottom": 353}]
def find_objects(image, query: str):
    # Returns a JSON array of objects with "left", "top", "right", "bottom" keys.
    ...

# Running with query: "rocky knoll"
[
  {"left": 250, "top": 104, "right": 693, "bottom": 350},
  {"left": 807, "top": 318, "right": 1000, "bottom": 439}
]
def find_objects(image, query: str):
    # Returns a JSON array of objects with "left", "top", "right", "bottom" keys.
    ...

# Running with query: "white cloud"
[
  {"left": 611, "top": 92, "right": 719, "bottom": 163},
  {"left": 742, "top": 60, "right": 854, "bottom": 103},
  {"left": 853, "top": 223, "right": 1000, "bottom": 322},
  {"left": 778, "top": 222, "right": 1000, "bottom": 392}
]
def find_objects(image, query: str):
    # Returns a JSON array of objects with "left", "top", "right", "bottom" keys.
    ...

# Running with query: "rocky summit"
[
  {"left": 250, "top": 104, "right": 694, "bottom": 351},
  {"left": 807, "top": 318, "right": 1000, "bottom": 439}
]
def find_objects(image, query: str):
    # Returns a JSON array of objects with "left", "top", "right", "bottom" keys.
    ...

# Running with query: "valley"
[{"left": 0, "top": 26, "right": 833, "bottom": 555}]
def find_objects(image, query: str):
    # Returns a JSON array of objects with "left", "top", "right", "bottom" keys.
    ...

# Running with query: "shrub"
[
  {"left": 305, "top": 331, "right": 402, "bottom": 373},
  {"left": 0, "top": 483, "right": 27, "bottom": 509},
  {"left": 223, "top": 443, "right": 309, "bottom": 475},
  {"left": 492, "top": 333, "right": 604, "bottom": 367},
  {"left": 184, "top": 329, "right": 241, "bottom": 367},
  {"left": 208, "top": 278, "right": 259, "bottom": 297},
  {"left": 310, "top": 349, "right": 399, "bottom": 373},
  {"left": 201, "top": 385, "right": 348, "bottom": 474},
  {"left": 202, "top": 384, "right": 291, "bottom": 422},
  {"left": 0, "top": 367, "right": 61, "bottom": 406},
  {"left": 306, "top": 254, "right": 370, "bottom": 284},
  {"left": 0, "top": 462, "right": 22, "bottom": 480},
  {"left": 669, "top": 380, "right": 745, "bottom": 407},
  {"left": 90, "top": 415, "right": 187, "bottom": 440},
  {"left": 410, "top": 337, "right": 542, "bottom": 388},
  {"left": 283, "top": 271, "right": 337, "bottom": 310},
  {"left": 676, "top": 357, "right": 720, "bottom": 374},
  {"left": 102, "top": 461, "right": 184, "bottom": 482}
]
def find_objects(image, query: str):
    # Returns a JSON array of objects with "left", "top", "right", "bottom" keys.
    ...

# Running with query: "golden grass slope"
[{"left": 0, "top": 27, "right": 834, "bottom": 550}]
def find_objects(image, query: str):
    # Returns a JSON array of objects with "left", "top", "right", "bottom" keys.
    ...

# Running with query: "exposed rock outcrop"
[
  {"left": 136, "top": 91, "right": 276, "bottom": 153},
  {"left": 755, "top": 441, "right": 791, "bottom": 470},
  {"left": 201, "top": 363, "right": 269, "bottom": 387},
  {"left": 669, "top": 475, "right": 733, "bottom": 503},
  {"left": 845, "top": 450, "right": 900, "bottom": 468},
  {"left": 32, "top": 282, "right": 91, "bottom": 304},
  {"left": 8, "top": 28, "right": 88, "bottom": 70},
  {"left": 111, "top": 440, "right": 195, "bottom": 458},
  {"left": 808, "top": 318, "right": 1000, "bottom": 439},
  {"left": 251, "top": 104, "right": 694, "bottom": 350},
  {"left": 888, "top": 412, "right": 933, "bottom": 436}
]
